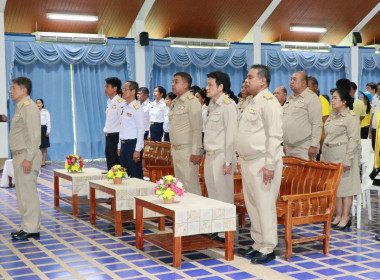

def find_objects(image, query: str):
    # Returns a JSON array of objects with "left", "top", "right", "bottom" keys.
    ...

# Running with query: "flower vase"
[
  {"left": 113, "top": 178, "right": 122, "bottom": 184},
  {"left": 69, "top": 170, "right": 78, "bottom": 173},
  {"left": 163, "top": 197, "right": 174, "bottom": 204}
]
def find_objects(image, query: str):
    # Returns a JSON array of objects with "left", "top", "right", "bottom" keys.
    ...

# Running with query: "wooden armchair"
[
  {"left": 234, "top": 156, "right": 343, "bottom": 260},
  {"left": 143, "top": 141, "right": 175, "bottom": 182}
]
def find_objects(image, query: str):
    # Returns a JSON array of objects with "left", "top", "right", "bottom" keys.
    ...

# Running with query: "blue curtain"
[
  {"left": 72, "top": 63, "right": 130, "bottom": 159},
  {"left": 262, "top": 44, "right": 349, "bottom": 97},
  {"left": 146, "top": 40, "right": 252, "bottom": 97},
  {"left": 359, "top": 48, "right": 380, "bottom": 90},
  {"left": 9, "top": 60, "right": 73, "bottom": 161}
]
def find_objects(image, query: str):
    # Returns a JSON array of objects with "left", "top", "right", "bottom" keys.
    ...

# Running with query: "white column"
[
  {"left": 0, "top": 0, "right": 9, "bottom": 160},
  {"left": 351, "top": 45, "right": 359, "bottom": 97},
  {"left": 253, "top": 25, "right": 261, "bottom": 65},
  {"left": 134, "top": 20, "right": 146, "bottom": 87}
]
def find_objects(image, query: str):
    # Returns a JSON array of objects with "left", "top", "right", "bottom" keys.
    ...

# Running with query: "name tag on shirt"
[
  {"left": 127, "top": 113, "right": 132, "bottom": 117},
  {"left": 112, "top": 105, "right": 116, "bottom": 109},
  {"left": 178, "top": 106, "right": 185, "bottom": 110}
]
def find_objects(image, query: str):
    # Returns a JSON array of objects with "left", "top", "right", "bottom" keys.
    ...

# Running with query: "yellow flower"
[
  {"left": 107, "top": 170, "right": 114, "bottom": 178},
  {"left": 165, "top": 175, "right": 173, "bottom": 181},
  {"left": 156, "top": 189, "right": 162, "bottom": 195},
  {"left": 115, "top": 171, "right": 123, "bottom": 178},
  {"left": 65, "top": 162, "right": 69, "bottom": 169},
  {"left": 71, "top": 165, "right": 79, "bottom": 171},
  {"left": 162, "top": 188, "right": 175, "bottom": 199}
]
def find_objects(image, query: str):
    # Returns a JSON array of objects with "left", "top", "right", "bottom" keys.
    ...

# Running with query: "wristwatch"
[{"left": 225, "top": 162, "right": 231, "bottom": 166}]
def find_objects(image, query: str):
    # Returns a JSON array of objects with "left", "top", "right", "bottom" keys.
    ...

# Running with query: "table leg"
[
  {"left": 72, "top": 194, "right": 78, "bottom": 216},
  {"left": 8, "top": 176, "right": 12, "bottom": 187},
  {"left": 90, "top": 187, "right": 96, "bottom": 224},
  {"left": 225, "top": 231, "right": 234, "bottom": 261},
  {"left": 54, "top": 175, "right": 59, "bottom": 207},
  {"left": 136, "top": 202, "right": 144, "bottom": 249},
  {"left": 158, "top": 216, "right": 165, "bottom": 231},
  {"left": 115, "top": 210, "right": 122, "bottom": 236},
  {"left": 172, "top": 236, "right": 182, "bottom": 267}
]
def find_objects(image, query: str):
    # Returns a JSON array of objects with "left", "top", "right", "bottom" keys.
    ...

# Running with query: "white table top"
[{"left": 136, "top": 193, "right": 236, "bottom": 237}]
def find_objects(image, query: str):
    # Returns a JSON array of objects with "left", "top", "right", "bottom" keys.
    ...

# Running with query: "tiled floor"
[{"left": 0, "top": 161, "right": 379, "bottom": 280}]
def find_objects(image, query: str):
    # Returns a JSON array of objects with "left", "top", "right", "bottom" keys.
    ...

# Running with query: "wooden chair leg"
[
  {"left": 284, "top": 215, "right": 293, "bottom": 260},
  {"left": 323, "top": 221, "right": 331, "bottom": 255}
]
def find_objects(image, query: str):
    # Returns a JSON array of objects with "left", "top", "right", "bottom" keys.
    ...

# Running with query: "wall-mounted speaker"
[
  {"left": 352, "top": 32, "right": 362, "bottom": 46},
  {"left": 139, "top": 32, "right": 149, "bottom": 46}
]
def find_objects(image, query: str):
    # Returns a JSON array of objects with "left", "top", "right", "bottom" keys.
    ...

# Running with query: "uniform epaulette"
[
  {"left": 223, "top": 97, "right": 231, "bottom": 104},
  {"left": 308, "top": 89, "right": 314, "bottom": 94},
  {"left": 133, "top": 103, "right": 140, "bottom": 110},
  {"left": 188, "top": 94, "right": 195, "bottom": 100},
  {"left": 264, "top": 92, "right": 273, "bottom": 100},
  {"left": 117, "top": 97, "right": 123, "bottom": 103},
  {"left": 23, "top": 100, "right": 30, "bottom": 106},
  {"left": 204, "top": 106, "right": 208, "bottom": 110},
  {"left": 349, "top": 110, "right": 356, "bottom": 116},
  {"left": 42, "top": 109, "right": 47, "bottom": 111}
]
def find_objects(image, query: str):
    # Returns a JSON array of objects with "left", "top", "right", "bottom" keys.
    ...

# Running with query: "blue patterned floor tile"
[
  {"left": 94, "top": 257, "right": 120, "bottom": 264},
  {"left": 155, "top": 273, "right": 184, "bottom": 280},
  {"left": 303, "top": 253, "right": 327, "bottom": 259},
  {"left": 290, "top": 272, "right": 320, "bottom": 280},
  {"left": 176, "top": 263, "right": 198, "bottom": 270},
  {"left": 271, "top": 265, "right": 300, "bottom": 273},
  {"left": 38, "top": 264, "right": 65, "bottom": 272},
  {"left": 296, "top": 261, "right": 324, "bottom": 269},
  {"left": 184, "top": 252, "right": 210, "bottom": 260},
  {"left": 365, "top": 252, "right": 380, "bottom": 259},
  {"left": 197, "top": 259, "right": 224, "bottom": 266},
  {"left": 363, "top": 261, "right": 380, "bottom": 269},
  {"left": 86, "top": 252, "right": 111, "bottom": 258},
  {"left": 346, "top": 246, "right": 373, "bottom": 253},
  {"left": 343, "top": 255, "right": 372, "bottom": 262},
  {"left": 225, "top": 271, "right": 256, "bottom": 280},
  {"left": 1, "top": 261, "right": 26, "bottom": 269},
  {"left": 359, "top": 271, "right": 380, "bottom": 279},
  {"left": 122, "top": 254, "right": 147, "bottom": 261},
  {"left": 148, "top": 250, "right": 172, "bottom": 258},
  {"left": 83, "top": 274, "right": 114, "bottom": 280},
  {"left": 67, "top": 261, "right": 93, "bottom": 268},
  {"left": 339, "top": 264, "right": 369, "bottom": 272},
  {"left": 314, "top": 268, "right": 344, "bottom": 276},
  {"left": 75, "top": 267, "right": 103, "bottom": 275},
  {"left": 13, "top": 275, "right": 42, "bottom": 280},
  {"left": 45, "top": 271, "right": 72, "bottom": 278},
  {"left": 105, "top": 263, "right": 130, "bottom": 270},
  {"left": 334, "top": 275, "right": 364, "bottom": 280},
  {"left": 320, "top": 258, "right": 348, "bottom": 265},
  {"left": 59, "top": 255, "right": 84, "bottom": 262},
  {"left": 7, "top": 268, "right": 34, "bottom": 276},
  {"left": 199, "top": 277, "right": 225, "bottom": 280},
  {"left": 114, "top": 270, "right": 143, "bottom": 277},
  {"left": 143, "top": 265, "right": 171, "bottom": 274},
  {"left": 132, "top": 259, "right": 157, "bottom": 267},
  {"left": 211, "top": 265, "right": 239, "bottom": 273},
  {"left": 30, "top": 258, "right": 56, "bottom": 265},
  {"left": 183, "top": 269, "right": 211, "bottom": 277}
]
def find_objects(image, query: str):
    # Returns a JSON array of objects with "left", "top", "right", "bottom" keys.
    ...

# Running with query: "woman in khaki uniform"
[{"left": 322, "top": 87, "right": 360, "bottom": 230}]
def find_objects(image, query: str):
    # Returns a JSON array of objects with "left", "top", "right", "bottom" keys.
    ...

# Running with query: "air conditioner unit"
[
  {"left": 170, "top": 37, "right": 230, "bottom": 49},
  {"left": 281, "top": 41, "right": 331, "bottom": 51},
  {"left": 35, "top": 32, "right": 107, "bottom": 44}
]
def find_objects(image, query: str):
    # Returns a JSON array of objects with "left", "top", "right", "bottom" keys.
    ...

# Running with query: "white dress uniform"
[
  {"left": 118, "top": 100, "right": 144, "bottom": 179},
  {"left": 140, "top": 98, "right": 150, "bottom": 139},
  {"left": 149, "top": 98, "right": 167, "bottom": 141},
  {"left": 40, "top": 109, "right": 51, "bottom": 148}
]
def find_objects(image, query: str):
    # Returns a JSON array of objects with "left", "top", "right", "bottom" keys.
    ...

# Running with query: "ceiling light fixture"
[
  {"left": 290, "top": 26, "right": 327, "bottom": 33},
  {"left": 46, "top": 13, "right": 98, "bottom": 22}
]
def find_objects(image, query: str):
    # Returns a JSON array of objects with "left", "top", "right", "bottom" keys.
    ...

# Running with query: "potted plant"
[
  {"left": 65, "top": 154, "right": 83, "bottom": 173},
  {"left": 107, "top": 165, "right": 127, "bottom": 184},
  {"left": 154, "top": 175, "right": 185, "bottom": 203}
]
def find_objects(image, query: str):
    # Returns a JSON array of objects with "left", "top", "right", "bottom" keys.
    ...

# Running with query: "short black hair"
[
  {"left": 350, "top": 82, "right": 357, "bottom": 90},
  {"left": 190, "top": 85, "right": 201, "bottom": 93},
  {"left": 193, "top": 88, "right": 210, "bottom": 106},
  {"left": 206, "top": 71, "right": 231, "bottom": 93},
  {"left": 13, "top": 76, "right": 32, "bottom": 95},
  {"left": 105, "top": 77, "right": 121, "bottom": 93},
  {"left": 127, "top": 81, "right": 139, "bottom": 100},
  {"left": 36, "top": 98, "right": 44, "bottom": 108},
  {"left": 333, "top": 87, "right": 354, "bottom": 110},
  {"left": 173, "top": 72, "right": 192, "bottom": 89},
  {"left": 138, "top": 87, "right": 149, "bottom": 95},
  {"left": 166, "top": 92, "right": 177, "bottom": 101},
  {"left": 308, "top": 76, "right": 318, "bottom": 86},
  {"left": 367, "top": 82, "right": 376, "bottom": 91},
  {"left": 251, "top": 65, "right": 271, "bottom": 86},
  {"left": 155, "top": 86, "right": 167, "bottom": 99},
  {"left": 336, "top": 78, "right": 351, "bottom": 93}
]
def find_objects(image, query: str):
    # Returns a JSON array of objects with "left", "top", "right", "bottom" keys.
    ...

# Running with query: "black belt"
[
  {"left": 150, "top": 122, "right": 163, "bottom": 125},
  {"left": 121, "top": 139, "right": 136, "bottom": 144},
  {"left": 105, "top": 132, "right": 119, "bottom": 136}
]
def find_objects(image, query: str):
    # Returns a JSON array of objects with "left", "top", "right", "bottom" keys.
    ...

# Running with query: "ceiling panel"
[
  {"left": 360, "top": 10, "right": 380, "bottom": 45},
  {"left": 145, "top": 0, "right": 272, "bottom": 41},
  {"left": 262, "top": 0, "right": 380, "bottom": 45}
]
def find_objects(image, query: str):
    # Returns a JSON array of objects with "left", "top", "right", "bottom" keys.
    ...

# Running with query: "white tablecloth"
[{"left": 0, "top": 159, "right": 14, "bottom": 187}]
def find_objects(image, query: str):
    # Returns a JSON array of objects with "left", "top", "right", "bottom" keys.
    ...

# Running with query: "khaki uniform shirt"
[
  {"left": 283, "top": 87, "right": 322, "bottom": 147},
  {"left": 9, "top": 96, "right": 41, "bottom": 161},
  {"left": 169, "top": 91, "right": 203, "bottom": 155},
  {"left": 236, "top": 89, "right": 283, "bottom": 170},
  {"left": 204, "top": 94, "right": 237, "bottom": 163},
  {"left": 324, "top": 108, "right": 360, "bottom": 166}
]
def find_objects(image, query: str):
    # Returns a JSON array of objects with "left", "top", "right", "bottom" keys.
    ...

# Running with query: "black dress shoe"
[
  {"left": 331, "top": 222, "right": 339, "bottom": 227},
  {"left": 11, "top": 230, "right": 24, "bottom": 237},
  {"left": 376, "top": 234, "right": 380, "bottom": 241},
  {"left": 238, "top": 247, "right": 259, "bottom": 258},
  {"left": 334, "top": 219, "right": 351, "bottom": 231},
  {"left": 210, "top": 233, "right": 225, "bottom": 243},
  {"left": 12, "top": 231, "right": 40, "bottom": 240},
  {"left": 250, "top": 251, "right": 275, "bottom": 264}
]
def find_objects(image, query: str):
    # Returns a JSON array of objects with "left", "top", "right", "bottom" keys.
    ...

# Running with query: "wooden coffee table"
[
  {"left": 89, "top": 178, "right": 165, "bottom": 235},
  {"left": 53, "top": 168, "right": 108, "bottom": 215},
  {"left": 135, "top": 193, "right": 236, "bottom": 267}
]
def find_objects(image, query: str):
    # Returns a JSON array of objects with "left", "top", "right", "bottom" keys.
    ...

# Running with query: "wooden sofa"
[{"left": 234, "top": 156, "right": 343, "bottom": 260}]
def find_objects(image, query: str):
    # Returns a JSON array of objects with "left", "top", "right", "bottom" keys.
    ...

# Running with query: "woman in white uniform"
[
  {"left": 36, "top": 99, "right": 51, "bottom": 166},
  {"left": 194, "top": 88, "right": 209, "bottom": 144},
  {"left": 149, "top": 86, "right": 167, "bottom": 141}
]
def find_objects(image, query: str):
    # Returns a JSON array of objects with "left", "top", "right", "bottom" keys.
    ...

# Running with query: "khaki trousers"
[
  {"left": 172, "top": 147, "right": 202, "bottom": 196},
  {"left": 240, "top": 157, "right": 282, "bottom": 254},
  {"left": 204, "top": 152, "right": 234, "bottom": 204},
  {"left": 285, "top": 139, "right": 311, "bottom": 160},
  {"left": 13, "top": 151, "right": 42, "bottom": 233}
]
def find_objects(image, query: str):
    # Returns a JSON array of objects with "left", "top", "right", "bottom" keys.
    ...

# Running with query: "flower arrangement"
[
  {"left": 154, "top": 175, "right": 185, "bottom": 202},
  {"left": 107, "top": 165, "right": 127, "bottom": 180},
  {"left": 65, "top": 154, "right": 84, "bottom": 172}
]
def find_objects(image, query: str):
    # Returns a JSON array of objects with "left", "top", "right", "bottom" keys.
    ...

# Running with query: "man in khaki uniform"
[
  {"left": 9, "top": 77, "right": 42, "bottom": 240},
  {"left": 236, "top": 65, "right": 283, "bottom": 264},
  {"left": 169, "top": 72, "right": 203, "bottom": 195},
  {"left": 204, "top": 71, "right": 237, "bottom": 242},
  {"left": 283, "top": 71, "right": 322, "bottom": 160}
]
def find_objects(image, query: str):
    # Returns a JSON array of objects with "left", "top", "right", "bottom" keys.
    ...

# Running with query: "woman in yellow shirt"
[{"left": 360, "top": 91, "right": 372, "bottom": 139}]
